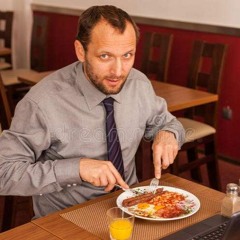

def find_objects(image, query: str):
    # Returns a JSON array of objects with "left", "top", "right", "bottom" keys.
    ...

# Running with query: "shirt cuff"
[
  {"left": 54, "top": 158, "right": 82, "bottom": 186},
  {"left": 160, "top": 128, "right": 181, "bottom": 150}
]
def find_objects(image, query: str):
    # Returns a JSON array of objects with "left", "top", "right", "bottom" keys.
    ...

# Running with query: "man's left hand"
[{"left": 152, "top": 130, "right": 179, "bottom": 179}]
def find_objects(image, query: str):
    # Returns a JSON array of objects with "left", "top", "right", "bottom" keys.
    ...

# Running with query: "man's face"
[{"left": 76, "top": 20, "right": 137, "bottom": 95}]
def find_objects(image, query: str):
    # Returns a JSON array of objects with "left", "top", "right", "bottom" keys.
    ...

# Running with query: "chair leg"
[
  {"left": 170, "top": 154, "right": 180, "bottom": 175},
  {"left": 171, "top": 147, "right": 203, "bottom": 182},
  {"left": 187, "top": 147, "right": 203, "bottom": 182},
  {"left": 1, "top": 196, "right": 34, "bottom": 232},
  {"left": 171, "top": 135, "right": 220, "bottom": 190},
  {"left": 1, "top": 196, "right": 15, "bottom": 231},
  {"left": 205, "top": 141, "right": 221, "bottom": 190},
  {"left": 135, "top": 139, "right": 154, "bottom": 181}
]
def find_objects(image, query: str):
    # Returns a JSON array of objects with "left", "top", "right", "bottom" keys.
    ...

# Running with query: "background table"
[
  {"left": 151, "top": 80, "right": 218, "bottom": 112},
  {"left": 17, "top": 71, "right": 53, "bottom": 85},
  {"left": 0, "top": 47, "right": 11, "bottom": 56}
]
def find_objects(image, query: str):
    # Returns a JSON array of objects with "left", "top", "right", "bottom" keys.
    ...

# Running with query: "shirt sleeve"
[
  {"left": 0, "top": 97, "right": 81, "bottom": 196},
  {"left": 143, "top": 83, "right": 186, "bottom": 149}
]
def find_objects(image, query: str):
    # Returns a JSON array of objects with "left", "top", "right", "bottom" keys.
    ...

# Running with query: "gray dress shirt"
[{"left": 0, "top": 62, "right": 185, "bottom": 218}]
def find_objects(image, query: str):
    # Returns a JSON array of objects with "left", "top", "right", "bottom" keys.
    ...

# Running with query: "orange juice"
[{"left": 109, "top": 218, "right": 133, "bottom": 240}]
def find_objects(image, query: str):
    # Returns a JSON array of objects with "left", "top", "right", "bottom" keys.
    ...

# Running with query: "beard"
[{"left": 83, "top": 59, "right": 128, "bottom": 95}]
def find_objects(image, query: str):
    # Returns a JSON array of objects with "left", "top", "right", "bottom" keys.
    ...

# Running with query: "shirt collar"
[{"left": 76, "top": 62, "right": 123, "bottom": 110}]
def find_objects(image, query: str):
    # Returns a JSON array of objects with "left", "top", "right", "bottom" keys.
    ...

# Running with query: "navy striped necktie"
[{"left": 103, "top": 97, "right": 125, "bottom": 179}]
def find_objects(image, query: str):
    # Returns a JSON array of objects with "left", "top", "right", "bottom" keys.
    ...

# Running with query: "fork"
[
  {"left": 115, "top": 184, "right": 138, "bottom": 194},
  {"left": 149, "top": 178, "right": 159, "bottom": 194}
]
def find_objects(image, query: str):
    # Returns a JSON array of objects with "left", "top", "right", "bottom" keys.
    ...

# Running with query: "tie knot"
[{"left": 103, "top": 97, "right": 114, "bottom": 113}]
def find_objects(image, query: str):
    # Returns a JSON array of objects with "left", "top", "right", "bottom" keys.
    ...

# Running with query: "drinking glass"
[{"left": 107, "top": 207, "right": 135, "bottom": 240}]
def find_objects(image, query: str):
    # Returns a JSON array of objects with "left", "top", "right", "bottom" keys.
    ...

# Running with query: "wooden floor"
[{"left": 0, "top": 157, "right": 239, "bottom": 233}]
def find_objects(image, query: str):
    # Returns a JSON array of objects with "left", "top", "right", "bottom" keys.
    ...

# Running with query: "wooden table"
[
  {"left": 151, "top": 80, "right": 218, "bottom": 112},
  {"left": 1, "top": 69, "right": 38, "bottom": 86},
  {"left": 0, "top": 174, "right": 225, "bottom": 239},
  {"left": 26, "top": 174, "right": 223, "bottom": 240},
  {"left": 17, "top": 71, "right": 53, "bottom": 85},
  {"left": 0, "top": 222, "right": 61, "bottom": 240},
  {"left": 0, "top": 47, "right": 11, "bottom": 56},
  {"left": 17, "top": 71, "right": 218, "bottom": 112}
]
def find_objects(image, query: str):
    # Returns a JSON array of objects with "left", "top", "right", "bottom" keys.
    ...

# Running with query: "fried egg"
[{"left": 128, "top": 203, "right": 164, "bottom": 217}]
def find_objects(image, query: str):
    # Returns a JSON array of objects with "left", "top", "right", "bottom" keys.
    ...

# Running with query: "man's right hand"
[{"left": 79, "top": 158, "right": 129, "bottom": 192}]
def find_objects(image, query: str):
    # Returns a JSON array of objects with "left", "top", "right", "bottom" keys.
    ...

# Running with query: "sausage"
[
  {"left": 122, "top": 192, "right": 153, "bottom": 206},
  {"left": 122, "top": 194, "right": 154, "bottom": 207},
  {"left": 125, "top": 189, "right": 164, "bottom": 207},
  {"left": 122, "top": 188, "right": 163, "bottom": 207}
]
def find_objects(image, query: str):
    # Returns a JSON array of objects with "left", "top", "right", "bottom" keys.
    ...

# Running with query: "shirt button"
[
  {"left": 67, "top": 184, "right": 71, "bottom": 187},
  {"left": 39, "top": 193, "right": 43, "bottom": 196},
  {"left": 72, "top": 183, "right": 77, "bottom": 187}
]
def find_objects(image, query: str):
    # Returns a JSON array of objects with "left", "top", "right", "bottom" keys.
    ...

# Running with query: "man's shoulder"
[
  {"left": 127, "top": 68, "right": 152, "bottom": 87},
  {"left": 25, "top": 62, "right": 80, "bottom": 104}
]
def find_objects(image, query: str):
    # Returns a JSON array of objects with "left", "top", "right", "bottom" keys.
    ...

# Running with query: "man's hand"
[
  {"left": 79, "top": 158, "right": 129, "bottom": 192},
  {"left": 152, "top": 131, "right": 179, "bottom": 179}
]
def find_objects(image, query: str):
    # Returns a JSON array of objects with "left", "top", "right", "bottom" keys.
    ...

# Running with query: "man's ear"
[{"left": 74, "top": 40, "right": 85, "bottom": 62}]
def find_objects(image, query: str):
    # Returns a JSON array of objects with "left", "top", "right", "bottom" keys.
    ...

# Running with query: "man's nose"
[{"left": 111, "top": 59, "right": 122, "bottom": 77}]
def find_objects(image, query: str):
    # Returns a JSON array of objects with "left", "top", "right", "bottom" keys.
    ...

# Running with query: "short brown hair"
[{"left": 76, "top": 5, "right": 140, "bottom": 51}]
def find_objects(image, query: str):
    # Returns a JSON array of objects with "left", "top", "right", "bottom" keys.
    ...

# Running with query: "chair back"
[
  {"left": 141, "top": 32, "right": 173, "bottom": 82},
  {"left": 185, "top": 40, "right": 227, "bottom": 126},
  {"left": 0, "top": 72, "right": 12, "bottom": 130},
  {"left": 0, "top": 11, "right": 13, "bottom": 65},
  {"left": 31, "top": 15, "right": 48, "bottom": 71}
]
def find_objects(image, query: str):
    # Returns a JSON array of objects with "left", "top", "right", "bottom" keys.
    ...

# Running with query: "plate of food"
[{"left": 116, "top": 186, "right": 200, "bottom": 221}]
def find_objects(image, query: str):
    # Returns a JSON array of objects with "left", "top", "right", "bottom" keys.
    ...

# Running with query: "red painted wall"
[
  {"left": 35, "top": 12, "right": 78, "bottom": 70},
  {"left": 134, "top": 24, "right": 240, "bottom": 162},
  {"left": 35, "top": 11, "right": 240, "bottom": 162}
]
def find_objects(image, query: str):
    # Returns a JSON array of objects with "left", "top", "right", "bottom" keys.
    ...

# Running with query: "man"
[{"left": 0, "top": 5, "right": 185, "bottom": 218}]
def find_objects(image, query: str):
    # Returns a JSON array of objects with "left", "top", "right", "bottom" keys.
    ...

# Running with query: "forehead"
[{"left": 88, "top": 19, "right": 136, "bottom": 54}]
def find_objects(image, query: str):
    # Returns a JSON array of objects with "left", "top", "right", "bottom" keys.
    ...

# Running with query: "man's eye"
[
  {"left": 123, "top": 53, "right": 132, "bottom": 59},
  {"left": 100, "top": 54, "right": 109, "bottom": 60}
]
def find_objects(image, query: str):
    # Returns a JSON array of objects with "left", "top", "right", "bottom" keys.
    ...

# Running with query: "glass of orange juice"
[{"left": 107, "top": 207, "right": 135, "bottom": 240}]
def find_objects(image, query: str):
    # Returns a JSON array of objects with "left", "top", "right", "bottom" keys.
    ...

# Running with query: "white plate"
[{"left": 116, "top": 186, "right": 200, "bottom": 221}]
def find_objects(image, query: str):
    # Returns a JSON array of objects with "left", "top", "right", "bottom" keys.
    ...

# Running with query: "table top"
[
  {"left": 17, "top": 71, "right": 218, "bottom": 112},
  {"left": 0, "top": 47, "right": 11, "bottom": 56},
  {"left": 28, "top": 174, "right": 224, "bottom": 240},
  {"left": 1, "top": 69, "right": 38, "bottom": 86},
  {"left": 0, "top": 222, "right": 61, "bottom": 240},
  {"left": 151, "top": 80, "right": 218, "bottom": 112},
  {"left": 17, "top": 70, "right": 53, "bottom": 85}
]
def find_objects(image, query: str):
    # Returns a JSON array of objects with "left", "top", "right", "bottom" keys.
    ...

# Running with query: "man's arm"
[
  {"left": 0, "top": 98, "right": 81, "bottom": 196},
  {"left": 0, "top": 97, "right": 128, "bottom": 196},
  {"left": 143, "top": 86, "right": 185, "bottom": 179}
]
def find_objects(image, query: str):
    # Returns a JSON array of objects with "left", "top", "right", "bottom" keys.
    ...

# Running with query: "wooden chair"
[
  {"left": 30, "top": 14, "right": 49, "bottom": 71},
  {"left": 1, "top": 14, "right": 49, "bottom": 112},
  {"left": 141, "top": 32, "right": 173, "bottom": 82},
  {"left": 171, "top": 40, "right": 228, "bottom": 190},
  {"left": 0, "top": 11, "right": 22, "bottom": 110},
  {"left": 0, "top": 73, "right": 33, "bottom": 232},
  {"left": 0, "top": 72, "right": 11, "bottom": 129},
  {"left": 0, "top": 11, "right": 13, "bottom": 70}
]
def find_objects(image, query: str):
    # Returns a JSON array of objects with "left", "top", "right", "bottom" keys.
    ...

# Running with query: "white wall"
[
  {"left": 2, "top": 0, "right": 240, "bottom": 68},
  {"left": 0, "top": 0, "right": 14, "bottom": 10},
  {"left": 31, "top": 0, "right": 240, "bottom": 28},
  {"left": 0, "top": 0, "right": 33, "bottom": 68}
]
